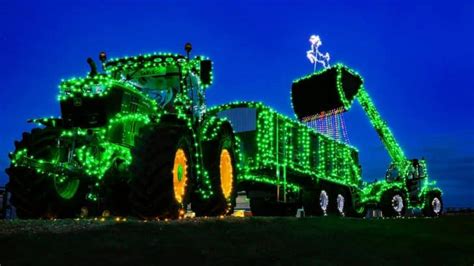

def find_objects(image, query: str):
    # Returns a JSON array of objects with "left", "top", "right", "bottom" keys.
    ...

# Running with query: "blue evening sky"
[{"left": 0, "top": 0, "right": 473, "bottom": 207}]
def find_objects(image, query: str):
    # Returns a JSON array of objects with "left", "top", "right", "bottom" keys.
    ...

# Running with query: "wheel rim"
[
  {"left": 392, "top": 194, "right": 404, "bottom": 213},
  {"left": 319, "top": 190, "right": 328, "bottom": 211},
  {"left": 337, "top": 194, "right": 345, "bottom": 214},
  {"left": 432, "top": 197, "right": 441, "bottom": 214},
  {"left": 54, "top": 175, "right": 80, "bottom": 200},
  {"left": 219, "top": 149, "right": 233, "bottom": 199},
  {"left": 172, "top": 148, "right": 188, "bottom": 204},
  {"left": 43, "top": 140, "right": 80, "bottom": 200}
]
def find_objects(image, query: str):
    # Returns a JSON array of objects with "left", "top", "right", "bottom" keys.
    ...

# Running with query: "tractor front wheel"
[{"left": 6, "top": 128, "right": 87, "bottom": 218}]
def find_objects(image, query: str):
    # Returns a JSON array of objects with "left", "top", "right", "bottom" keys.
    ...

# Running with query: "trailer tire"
[
  {"left": 249, "top": 198, "right": 296, "bottom": 216},
  {"left": 129, "top": 123, "right": 194, "bottom": 219},
  {"left": 349, "top": 206, "right": 367, "bottom": 218},
  {"left": 381, "top": 190, "right": 407, "bottom": 217},
  {"left": 192, "top": 127, "right": 237, "bottom": 216},
  {"left": 422, "top": 191, "right": 443, "bottom": 217},
  {"left": 249, "top": 198, "right": 272, "bottom": 216},
  {"left": 302, "top": 190, "right": 317, "bottom": 215},
  {"left": 6, "top": 128, "right": 87, "bottom": 218},
  {"left": 332, "top": 189, "right": 347, "bottom": 216},
  {"left": 303, "top": 188, "right": 329, "bottom": 216}
]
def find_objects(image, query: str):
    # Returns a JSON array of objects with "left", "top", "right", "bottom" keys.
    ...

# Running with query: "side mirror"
[{"left": 200, "top": 60, "right": 212, "bottom": 86}]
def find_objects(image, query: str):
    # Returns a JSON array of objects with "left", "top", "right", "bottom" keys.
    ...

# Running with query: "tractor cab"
[
  {"left": 105, "top": 54, "right": 185, "bottom": 110},
  {"left": 127, "top": 65, "right": 181, "bottom": 108},
  {"left": 384, "top": 159, "right": 427, "bottom": 201},
  {"left": 384, "top": 163, "right": 402, "bottom": 182},
  {"left": 405, "top": 159, "right": 428, "bottom": 201},
  {"left": 104, "top": 52, "right": 213, "bottom": 114}
]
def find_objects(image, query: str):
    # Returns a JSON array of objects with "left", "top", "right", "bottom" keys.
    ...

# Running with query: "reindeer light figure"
[{"left": 306, "top": 35, "right": 330, "bottom": 72}]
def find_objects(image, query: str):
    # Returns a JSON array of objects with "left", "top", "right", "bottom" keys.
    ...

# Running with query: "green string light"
[{"left": 9, "top": 51, "right": 442, "bottom": 213}]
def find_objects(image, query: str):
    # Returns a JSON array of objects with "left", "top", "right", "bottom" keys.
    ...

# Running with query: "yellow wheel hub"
[
  {"left": 172, "top": 148, "right": 188, "bottom": 204},
  {"left": 219, "top": 149, "right": 233, "bottom": 199}
]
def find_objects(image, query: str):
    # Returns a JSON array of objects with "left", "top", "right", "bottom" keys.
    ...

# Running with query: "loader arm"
[{"left": 355, "top": 87, "right": 409, "bottom": 175}]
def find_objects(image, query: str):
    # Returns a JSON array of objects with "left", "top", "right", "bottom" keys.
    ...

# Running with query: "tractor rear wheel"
[
  {"left": 380, "top": 190, "right": 407, "bottom": 217},
  {"left": 129, "top": 124, "right": 194, "bottom": 219},
  {"left": 422, "top": 191, "right": 443, "bottom": 217},
  {"left": 6, "top": 127, "right": 87, "bottom": 218},
  {"left": 192, "top": 127, "right": 237, "bottom": 216}
]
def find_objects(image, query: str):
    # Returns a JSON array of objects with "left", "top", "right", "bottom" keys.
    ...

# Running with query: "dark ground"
[{"left": 0, "top": 215, "right": 472, "bottom": 266}]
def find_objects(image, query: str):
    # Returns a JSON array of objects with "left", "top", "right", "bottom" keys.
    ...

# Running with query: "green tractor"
[{"left": 7, "top": 45, "right": 238, "bottom": 219}]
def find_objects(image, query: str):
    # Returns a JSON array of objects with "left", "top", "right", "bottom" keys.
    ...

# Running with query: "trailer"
[{"left": 210, "top": 102, "right": 361, "bottom": 216}]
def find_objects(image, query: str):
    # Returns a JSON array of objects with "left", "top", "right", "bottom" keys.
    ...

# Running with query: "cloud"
[{"left": 409, "top": 131, "right": 474, "bottom": 207}]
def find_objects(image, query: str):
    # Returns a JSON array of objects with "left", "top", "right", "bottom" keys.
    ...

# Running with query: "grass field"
[{"left": 0, "top": 215, "right": 473, "bottom": 266}]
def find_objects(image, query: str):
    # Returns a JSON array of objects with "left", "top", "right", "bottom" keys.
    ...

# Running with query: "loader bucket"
[{"left": 291, "top": 64, "right": 363, "bottom": 121}]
